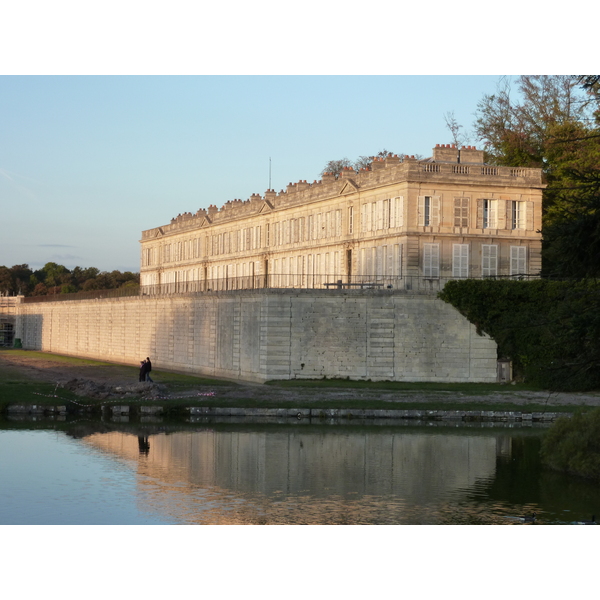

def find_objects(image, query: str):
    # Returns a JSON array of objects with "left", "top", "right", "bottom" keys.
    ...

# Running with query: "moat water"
[{"left": 1, "top": 418, "right": 598, "bottom": 525}]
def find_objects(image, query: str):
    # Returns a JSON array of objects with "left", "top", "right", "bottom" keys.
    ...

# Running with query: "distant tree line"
[{"left": 0, "top": 262, "right": 139, "bottom": 297}]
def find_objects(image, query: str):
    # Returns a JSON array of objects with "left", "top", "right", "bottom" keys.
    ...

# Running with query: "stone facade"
[
  {"left": 140, "top": 145, "right": 545, "bottom": 293},
  {"left": 14, "top": 289, "right": 498, "bottom": 383},
  {"left": 0, "top": 297, "right": 18, "bottom": 347}
]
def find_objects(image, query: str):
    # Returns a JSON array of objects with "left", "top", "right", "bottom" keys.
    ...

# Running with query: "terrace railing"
[{"left": 20, "top": 274, "right": 541, "bottom": 303}]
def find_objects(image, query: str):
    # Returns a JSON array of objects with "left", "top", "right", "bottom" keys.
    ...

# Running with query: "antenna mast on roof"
[{"left": 269, "top": 157, "right": 272, "bottom": 190}]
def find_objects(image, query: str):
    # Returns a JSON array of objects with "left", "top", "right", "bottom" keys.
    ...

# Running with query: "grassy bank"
[{"left": 0, "top": 349, "right": 597, "bottom": 414}]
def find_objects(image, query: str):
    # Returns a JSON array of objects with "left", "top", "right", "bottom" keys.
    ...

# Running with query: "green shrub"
[
  {"left": 540, "top": 408, "right": 600, "bottom": 479},
  {"left": 438, "top": 279, "right": 600, "bottom": 391}
]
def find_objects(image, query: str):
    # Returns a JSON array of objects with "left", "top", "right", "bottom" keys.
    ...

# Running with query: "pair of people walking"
[{"left": 139, "top": 357, "right": 153, "bottom": 382}]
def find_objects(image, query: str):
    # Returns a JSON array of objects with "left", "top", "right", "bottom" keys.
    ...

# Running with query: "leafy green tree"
[
  {"left": 474, "top": 75, "right": 600, "bottom": 275},
  {"left": 40, "top": 262, "right": 69, "bottom": 288},
  {"left": 0, "top": 267, "right": 12, "bottom": 295}
]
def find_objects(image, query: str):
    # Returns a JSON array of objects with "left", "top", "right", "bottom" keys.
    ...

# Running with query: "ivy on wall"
[{"left": 438, "top": 279, "right": 600, "bottom": 391}]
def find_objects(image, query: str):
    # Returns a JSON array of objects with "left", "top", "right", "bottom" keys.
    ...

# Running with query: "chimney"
[
  {"left": 459, "top": 145, "right": 485, "bottom": 164},
  {"left": 432, "top": 143, "right": 459, "bottom": 163}
]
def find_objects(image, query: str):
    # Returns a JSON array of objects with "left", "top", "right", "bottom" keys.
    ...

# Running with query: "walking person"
[{"left": 145, "top": 357, "right": 153, "bottom": 382}]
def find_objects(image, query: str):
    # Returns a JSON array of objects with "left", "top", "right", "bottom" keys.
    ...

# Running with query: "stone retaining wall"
[{"left": 13, "top": 289, "right": 497, "bottom": 383}]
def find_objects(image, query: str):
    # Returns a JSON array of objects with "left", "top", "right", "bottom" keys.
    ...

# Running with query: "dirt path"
[{"left": 2, "top": 351, "right": 600, "bottom": 407}]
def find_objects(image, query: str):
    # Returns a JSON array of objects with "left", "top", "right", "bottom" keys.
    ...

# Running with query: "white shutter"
[
  {"left": 418, "top": 196, "right": 425, "bottom": 226},
  {"left": 383, "top": 199, "right": 390, "bottom": 229},
  {"left": 376, "top": 200, "right": 384, "bottom": 230},
  {"left": 431, "top": 196, "right": 441, "bottom": 226},
  {"left": 423, "top": 243, "right": 439, "bottom": 278},
  {"left": 452, "top": 244, "right": 469, "bottom": 278},
  {"left": 393, "top": 196, "right": 403, "bottom": 227},
  {"left": 510, "top": 246, "right": 527, "bottom": 276},
  {"left": 394, "top": 244, "right": 402, "bottom": 277},
  {"left": 482, "top": 245, "right": 498, "bottom": 277}
]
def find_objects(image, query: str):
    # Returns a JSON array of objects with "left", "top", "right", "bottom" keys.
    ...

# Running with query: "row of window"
[
  {"left": 422, "top": 197, "right": 531, "bottom": 229},
  {"left": 424, "top": 243, "right": 527, "bottom": 278},
  {"left": 142, "top": 243, "right": 529, "bottom": 287},
  {"left": 141, "top": 197, "right": 532, "bottom": 267}
]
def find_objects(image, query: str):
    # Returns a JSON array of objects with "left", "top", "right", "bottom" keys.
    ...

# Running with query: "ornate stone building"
[{"left": 140, "top": 144, "right": 545, "bottom": 293}]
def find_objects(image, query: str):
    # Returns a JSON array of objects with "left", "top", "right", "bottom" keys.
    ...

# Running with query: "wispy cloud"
[
  {"left": 50, "top": 254, "right": 83, "bottom": 261},
  {"left": 38, "top": 244, "right": 77, "bottom": 248},
  {"left": 0, "top": 167, "right": 37, "bottom": 201}
]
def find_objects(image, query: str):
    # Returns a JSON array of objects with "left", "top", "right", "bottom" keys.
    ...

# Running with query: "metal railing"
[{"left": 20, "top": 274, "right": 542, "bottom": 303}]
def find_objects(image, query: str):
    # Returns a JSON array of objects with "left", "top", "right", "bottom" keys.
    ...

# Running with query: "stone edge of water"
[{"left": 4, "top": 404, "right": 566, "bottom": 422}]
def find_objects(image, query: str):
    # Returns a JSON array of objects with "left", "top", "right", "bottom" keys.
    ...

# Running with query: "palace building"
[{"left": 139, "top": 144, "right": 545, "bottom": 293}]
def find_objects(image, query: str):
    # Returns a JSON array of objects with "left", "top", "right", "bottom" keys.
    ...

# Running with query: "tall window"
[
  {"left": 510, "top": 246, "right": 527, "bottom": 276},
  {"left": 348, "top": 206, "right": 353, "bottom": 234},
  {"left": 418, "top": 196, "right": 439, "bottom": 226},
  {"left": 423, "top": 243, "right": 440, "bottom": 278},
  {"left": 482, "top": 245, "right": 498, "bottom": 277},
  {"left": 483, "top": 199, "right": 497, "bottom": 228},
  {"left": 452, "top": 244, "right": 469, "bottom": 278},
  {"left": 454, "top": 198, "right": 469, "bottom": 228},
  {"left": 511, "top": 201, "right": 526, "bottom": 229}
]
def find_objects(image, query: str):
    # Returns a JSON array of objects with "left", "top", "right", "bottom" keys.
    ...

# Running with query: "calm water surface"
[{"left": 1, "top": 419, "right": 598, "bottom": 525}]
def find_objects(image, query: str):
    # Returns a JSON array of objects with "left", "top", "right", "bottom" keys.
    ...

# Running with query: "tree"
[
  {"left": 542, "top": 167, "right": 600, "bottom": 278},
  {"left": 474, "top": 75, "right": 600, "bottom": 275},
  {"left": 444, "top": 111, "right": 470, "bottom": 148},
  {"left": 474, "top": 75, "right": 592, "bottom": 168},
  {"left": 320, "top": 158, "right": 354, "bottom": 177},
  {"left": 320, "top": 149, "right": 399, "bottom": 177}
]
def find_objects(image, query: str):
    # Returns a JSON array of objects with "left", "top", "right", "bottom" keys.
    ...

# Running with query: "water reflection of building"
[{"left": 84, "top": 428, "right": 502, "bottom": 524}]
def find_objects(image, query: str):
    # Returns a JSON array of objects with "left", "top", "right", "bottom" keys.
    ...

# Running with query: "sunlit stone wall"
[{"left": 14, "top": 289, "right": 497, "bottom": 383}]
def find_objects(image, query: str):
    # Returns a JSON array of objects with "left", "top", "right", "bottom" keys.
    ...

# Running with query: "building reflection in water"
[{"left": 83, "top": 428, "right": 508, "bottom": 524}]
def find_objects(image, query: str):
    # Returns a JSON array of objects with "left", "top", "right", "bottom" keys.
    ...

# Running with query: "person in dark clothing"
[
  {"left": 139, "top": 360, "right": 147, "bottom": 382},
  {"left": 145, "top": 357, "right": 153, "bottom": 382}
]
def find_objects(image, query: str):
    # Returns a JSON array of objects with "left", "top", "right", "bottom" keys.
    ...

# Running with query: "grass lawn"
[{"left": 0, "top": 349, "right": 595, "bottom": 414}]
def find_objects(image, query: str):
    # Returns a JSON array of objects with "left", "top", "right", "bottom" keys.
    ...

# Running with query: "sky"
[
  {"left": 0, "top": 75, "right": 507, "bottom": 273},
  {"left": 0, "top": 2, "right": 592, "bottom": 276}
]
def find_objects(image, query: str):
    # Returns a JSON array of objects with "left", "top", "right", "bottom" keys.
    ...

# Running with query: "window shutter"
[
  {"left": 476, "top": 199, "right": 484, "bottom": 229},
  {"left": 418, "top": 196, "right": 425, "bottom": 226},
  {"left": 489, "top": 200, "right": 497, "bottom": 228},
  {"left": 395, "top": 244, "right": 402, "bottom": 277},
  {"left": 423, "top": 243, "right": 439, "bottom": 278},
  {"left": 482, "top": 244, "right": 498, "bottom": 277},
  {"left": 394, "top": 196, "right": 404, "bottom": 227},
  {"left": 452, "top": 244, "right": 469, "bottom": 278},
  {"left": 431, "top": 196, "right": 441, "bottom": 226},
  {"left": 385, "top": 245, "right": 392, "bottom": 277},
  {"left": 383, "top": 199, "right": 390, "bottom": 229},
  {"left": 510, "top": 246, "right": 527, "bottom": 275},
  {"left": 526, "top": 201, "right": 534, "bottom": 230},
  {"left": 376, "top": 199, "right": 384, "bottom": 230},
  {"left": 497, "top": 200, "right": 507, "bottom": 230}
]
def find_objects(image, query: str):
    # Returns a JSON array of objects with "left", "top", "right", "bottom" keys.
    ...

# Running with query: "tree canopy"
[
  {"left": 320, "top": 149, "right": 399, "bottom": 176},
  {"left": 0, "top": 263, "right": 139, "bottom": 297},
  {"left": 473, "top": 75, "right": 600, "bottom": 276}
]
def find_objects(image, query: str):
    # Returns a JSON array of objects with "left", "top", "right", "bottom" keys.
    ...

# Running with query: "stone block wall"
[{"left": 14, "top": 290, "right": 497, "bottom": 383}]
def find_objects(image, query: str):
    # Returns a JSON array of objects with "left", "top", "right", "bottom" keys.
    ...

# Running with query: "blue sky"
[
  {"left": 0, "top": 3, "right": 591, "bottom": 275},
  {"left": 1, "top": 75, "right": 507, "bottom": 273}
]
